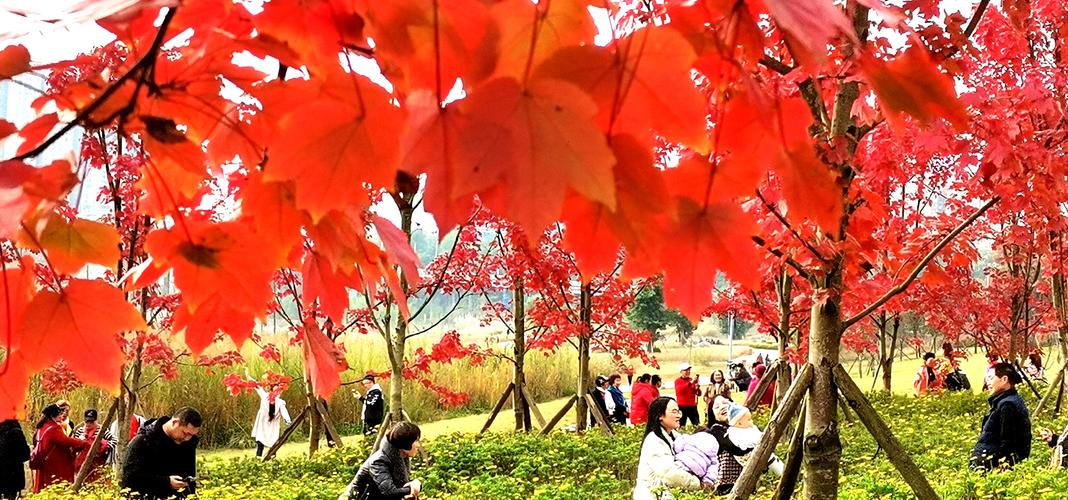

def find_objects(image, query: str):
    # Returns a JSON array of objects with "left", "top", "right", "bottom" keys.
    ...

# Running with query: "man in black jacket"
[
  {"left": 0, "top": 419, "right": 29, "bottom": 499},
  {"left": 358, "top": 375, "right": 385, "bottom": 436},
  {"left": 342, "top": 421, "right": 422, "bottom": 499},
  {"left": 121, "top": 407, "right": 202, "bottom": 499},
  {"left": 971, "top": 363, "right": 1031, "bottom": 470}
]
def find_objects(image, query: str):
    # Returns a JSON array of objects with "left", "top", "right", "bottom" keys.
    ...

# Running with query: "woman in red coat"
[
  {"left": 630, "top": 374, "right": 655, "bottom": 425},
  {"left": 32, "top": 404, "right": 89, "bottom": 493}
]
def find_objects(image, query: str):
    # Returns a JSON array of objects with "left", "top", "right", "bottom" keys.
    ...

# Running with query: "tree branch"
[
  {"left": 751, "top": 236, "right": 813, "bottom": 282},
  {"left": 756, "top": 189, "right": 829, "bottom": 262},
  {"left": 963, "top": 0, "right": 991, "bottom": 38},
  {"left": 10, "top": 8, "right": 178, "bottom": 162},
  {"left": 843, "top": 197, "right": 1000, "bottom": 328}
]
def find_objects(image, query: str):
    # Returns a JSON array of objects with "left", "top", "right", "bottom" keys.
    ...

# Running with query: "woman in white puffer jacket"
[{"left": 634, "top": 397, "right": 701, "bottom": 500}]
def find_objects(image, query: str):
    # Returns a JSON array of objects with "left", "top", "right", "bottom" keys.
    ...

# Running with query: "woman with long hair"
[
  {"left": 634, "top": 397, "right": 700, "bottom": 499},
  {"left": 252, "top": 386, "right": 292, "bottom": 457},
  {"left": 31, "top": 404, "right": 89, "bottom": 493}
]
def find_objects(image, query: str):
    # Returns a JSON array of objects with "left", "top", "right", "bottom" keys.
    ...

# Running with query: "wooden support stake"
[
  {"left": 520, "top": 385, "right": 546, "bottom": 429},
  {"left": 745, "top": 360, "right": 781, "bottom": 411},
  {"left": 833, "top": 364, "right": 938, "bottom": 500},
  {"left": 1056, "top": 373, "right": 1066, "bottom": 415},
  {"left": 539, "top": 395, "right": 578, "bottom": 436},
  {"left": 72, "top": 397, "right": 119, "bottom": 492},
  {"left": 839, "top": 397, "right": 855, "bottom": 424},
  {"left": 479, "top": 383, "right": 515, "bottom": 434},
  {"left": 584, "top": 393, "right": 614, "bottom": 435},
  {"left": 372, "top": 413, "right": 394, "bottom": 452},
  {"left": 771, "top": 399, "right": 807, "bottom": 500},
  {"left": 263, "top": 405, "right": 309, "bottom": 461},
  {"left": 314, "top": 398, "right": 344, "bottom": 448},
  {"left": 1034, "top": 365, "right": 1065, "bottom": 418},
  {"left": 1015, "top": 361, "right": 1042, "bottom": 399},
  {"left": 730, "top": 363, "right": 812, "bottom": 500}
]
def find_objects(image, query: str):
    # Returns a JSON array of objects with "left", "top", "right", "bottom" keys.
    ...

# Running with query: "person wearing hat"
[
  {"left": 674, "top": 363, "right": 702, "bottom": 427},
  {"left": 73, "top": 409, "right": 114, "bottom": 483},
  {"left": 355, "top": 374, "right": 385, "bottom": 436},
  {"left": 970, "top": 362, "right": 1031, "bottom": 470}
]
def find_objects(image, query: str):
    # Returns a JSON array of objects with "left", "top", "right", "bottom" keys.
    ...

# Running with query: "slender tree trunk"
[
  {"left": 804, "top": 269, "right": 844, "bottom": 500},
  {"left": 386, "top": 188, "right": 416, "bottom": 422},
  {"left": 305, "top": 368, "right": 322, "bottom": 456},
  {"left": 512, "top": 283, "right": 531, "bottom": 431},
  {"left": 776, "top": 268, "right": 793, "bottom": 405},
  {"left": 575, "top": 283, "right": 592, "bottom": 431},
  {"left": 882, "top": 315, "right": 900, "bottom": 392}
]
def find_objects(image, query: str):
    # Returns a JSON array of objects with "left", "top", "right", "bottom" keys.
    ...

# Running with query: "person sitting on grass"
[
  {"left": 970, "top": 362, "right": 1031, "bottom": 471},
  {"left": 634, "top": 397, "right": 702, "bottom": 500},
  {"left": 342, "top": 421, "right": 423, "bottom": 500},
  {"left": 724, "top": 403, "right": 784, "bottom": 477},
  {"left": 1038, "top": 423, "right": 1068, "bottom": 468},
  {"left": 913, "top": 352, "right": 945, "bottom": 396}
]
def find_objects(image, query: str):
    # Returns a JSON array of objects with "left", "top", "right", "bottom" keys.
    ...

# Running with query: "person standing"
[
  {"left": 650, "top": 375, "right": 662, "bottom": 398},
  {"left": 121, "top": 407, "right": 202, "bottom": 499},
  {"left": 674, "top": 364, "right": 701, "bottom": 427},
  {"left": 703, "top": 370, "right": 732, "bottom": 426},
  {"left": 0, "top": 418, "right": 29, "bottom": 499},
  {"left": 970, "top": 363, "right": 1031, "bottom": 470},
  {"left": 744, "top": 364, "right": 775, "bottom": 409},
  {"left": 340, "top": 421, "right": 423, "bottom": 499},
  {"left": 31, "top": 404, "right": 89, "bottom": 493},
  {"left": 633, "top": 397, "right": 701, "bottom": 499},
  {"left": 54, "top": 401, "right": 73, "bottom": 437},
  {"left": 252, "top": 387, "right": 292, "bottom": 457},
  {"left": 357, "top": 375, "right": 385, "bottom": 436},
  {"left": 631, "top": 374, "right": 655, "bottom": 425},
  {"left": 588, "top": 375, "right": 611, "bottom": 425},
  {"left": 606, "top": 374, "right": 629, "bottom": 424},
  {"left": 72, "top": 409, "right": 115, "bottom": 483},
  {"left": 728, "top": 362, "right": 751, "bottom": 392}
]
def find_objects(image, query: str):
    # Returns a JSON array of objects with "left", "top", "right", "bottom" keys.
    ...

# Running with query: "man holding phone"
[{"left": 121, "top": 407, "right": 202, "bottom": 499}]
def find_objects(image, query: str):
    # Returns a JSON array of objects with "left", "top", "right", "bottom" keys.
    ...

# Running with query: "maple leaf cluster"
[{"left": 2, "top": 0, "right": 1066, "bottom": 421}]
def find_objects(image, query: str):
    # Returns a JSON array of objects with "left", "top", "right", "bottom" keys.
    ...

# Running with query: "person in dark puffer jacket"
[
  {"left": 342, "top": 422, "right": 423, "bottom": 500},
  {"left": 121, "top": 407, "right": 201, "bottom": 499},
  {"left": 970, "top": 363, "right": 1031, "bottom": 471},
  {"left": 0, "top": 419, "right": 30, "bottom": 499}
]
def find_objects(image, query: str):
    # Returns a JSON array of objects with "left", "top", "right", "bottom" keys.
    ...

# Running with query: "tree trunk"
[
  {"left": 775, "top": 268, "right": 793, "bottom": 406},
  {"left": 880, "top": 314, "right": 900, "bottom": 392},
  {"left": 512, "top": 283, "right": 531, "bottom": 431},
  {"left": 114, "top": 339, "right": 144, "bottom": 476},
  {"left": 575, "top": 283, "right": 592, "bottom": 431},
  {"left": 804, "top": 272, "right": 844, "bottom": 500},
  {"left": 386, "top": 187, "right": 416, "bottom": 423},
  {"left": 387, "top": 327, "right": 406, "bottom": 422},
  {"left": 305, "top": 368, "right": 322, "bottom": 456}
]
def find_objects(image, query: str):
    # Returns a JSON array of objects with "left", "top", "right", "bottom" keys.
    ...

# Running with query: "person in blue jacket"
[{"left": 970, "top": 363, "right": 1031, "bottom": 470}]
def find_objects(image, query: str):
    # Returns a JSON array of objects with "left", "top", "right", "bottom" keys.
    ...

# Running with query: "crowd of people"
[
  {"left": 0, "top": 398, "right": 202, "bottom": 499},
  {"left": 0, "top": 350, "right": 1057, "bottom": 499}
]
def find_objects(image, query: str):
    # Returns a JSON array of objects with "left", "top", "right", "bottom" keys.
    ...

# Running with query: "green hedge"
[{"left": 32, "top": 391, "right": 1068, "bottom": 499}]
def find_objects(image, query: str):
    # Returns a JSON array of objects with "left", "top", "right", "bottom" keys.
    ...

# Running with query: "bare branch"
[
  {"left": 756, "top": 189, "right": 829, "bottom": 263},
  {"left": 751, "top": 236, "right": 813, "bottom": 282},
  {"left": 843, "top": 197, "right": 1000, "bottom": 328}
]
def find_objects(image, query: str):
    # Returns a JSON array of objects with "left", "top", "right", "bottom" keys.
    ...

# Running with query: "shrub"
[{"left": 32, "top": 391, "right": 1068, "bottom": 499}]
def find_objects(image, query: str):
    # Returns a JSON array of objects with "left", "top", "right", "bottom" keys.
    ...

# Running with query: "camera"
[{"left": 182, "top": 476, "right": 198, "bottom": 492}]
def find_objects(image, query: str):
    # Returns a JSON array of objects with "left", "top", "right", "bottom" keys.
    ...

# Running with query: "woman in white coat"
[
  {"left": 252, "top": 386, "right": 292, "bottom": 457},
  {"left": 634, "top": 397, "right": 701, "bottom": 500}
]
